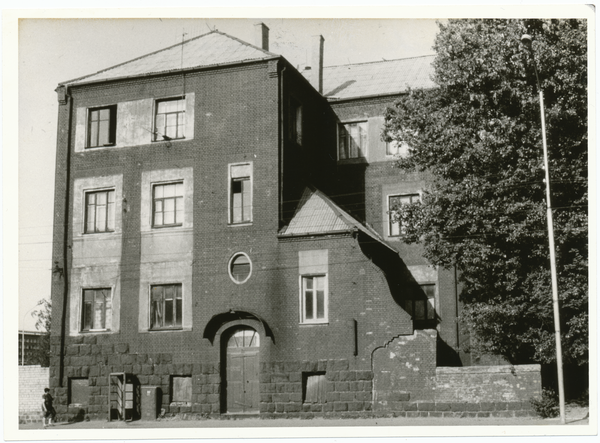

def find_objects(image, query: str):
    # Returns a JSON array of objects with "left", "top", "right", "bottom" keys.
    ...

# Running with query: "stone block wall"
[
  {"left": 260, "top": 359, "right": 373, "bottom": 418},
  {"left": 50, "top": 337, "right": 221, "bottom": 421},
  {"left": 436, "top": 365, "right": 542, "bottom": 403},
  {"left": 19, "top": 365, "right": 49, "bottom": 423}
]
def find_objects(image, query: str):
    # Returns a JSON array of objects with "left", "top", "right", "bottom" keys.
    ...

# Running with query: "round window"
[{"left": 229, "top": 253, "right": 252, "bottom": 284}]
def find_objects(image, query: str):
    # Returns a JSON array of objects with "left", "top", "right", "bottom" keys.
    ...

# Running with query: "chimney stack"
[
  {"left": 311, "top": 35, "right": 324, "bottom": 94},
  {"left": 254, "top": 22, "right": 269, "bottom": 51}
]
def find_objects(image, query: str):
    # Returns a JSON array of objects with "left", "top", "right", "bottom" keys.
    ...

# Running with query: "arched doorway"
[{"left": 222, "top": 327, "right": 260, "bottom": 414}]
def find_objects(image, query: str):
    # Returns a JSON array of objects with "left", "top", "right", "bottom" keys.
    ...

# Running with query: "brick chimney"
[
  {"left": 254, "top": 22, "right": 269, "bottom": 51},
  {"left": 311, "top": 35, "right": 324, "bottom": 94}
]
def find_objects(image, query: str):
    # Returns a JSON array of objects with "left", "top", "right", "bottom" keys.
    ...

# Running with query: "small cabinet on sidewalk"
[{"left": 141, "top": 386, "right": 159, "bottom": 420}]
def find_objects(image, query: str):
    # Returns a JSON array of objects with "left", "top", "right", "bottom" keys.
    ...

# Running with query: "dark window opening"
[
  {"left": 406, "top": 283, "right": 436, "bottom": 328},
  {"left": 87, "top": 105, "right": 117, "bottom": 148}
]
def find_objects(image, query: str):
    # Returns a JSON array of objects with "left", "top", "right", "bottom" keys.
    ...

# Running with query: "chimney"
[
  {"left": 254, "top": 22, "right": 269, "bottom": 51},
  {"left": 311, "top": 35, "right": 324, "bottom": 94}
]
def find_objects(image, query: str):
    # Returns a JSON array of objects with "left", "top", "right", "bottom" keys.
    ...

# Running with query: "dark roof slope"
[{"left": 310, "top": 55, "right": 436, "bottom": 100}]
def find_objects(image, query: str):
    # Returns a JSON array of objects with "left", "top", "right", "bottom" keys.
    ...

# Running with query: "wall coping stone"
[{"left": 436, "top": 364, "right": 541, "bottom": 375}]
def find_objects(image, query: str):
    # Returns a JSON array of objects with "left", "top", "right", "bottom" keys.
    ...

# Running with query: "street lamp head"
[{"left": 521, "top": 34, "right": 533, "bottom": 47}]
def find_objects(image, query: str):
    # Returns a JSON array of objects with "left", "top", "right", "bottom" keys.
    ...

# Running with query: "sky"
[{"left": 16, "top": 16, "right": 441, "bottom": 331}]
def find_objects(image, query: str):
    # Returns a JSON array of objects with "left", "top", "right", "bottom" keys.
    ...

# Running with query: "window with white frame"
[
  {"left": 388, "top": 193, "right": 420, "bottom": 237},
  {"left": 338, "top": 121, "right": 367, "bottom": 160},
  {"left": 81, "top": 288, "right": 112, "bottom": 331},
  {"left": 154, "top": 97, "right": 186, "bottom": 141},
  {"left": 85, "top": 189, "right": 115, "bottom": 233},
  {"left": 150, "top": 284, "right": 183, "bottom": 330},
  {"left": 229, "top": 163, "right": 252, "bottom": 224},
  {"left": 301, "top": 275, "right": 327, "bottom": 324},
  {"left": 87, "top": 105, "right": 117, "bottom": 148},
  {"left": 153, "top": 182, "right": 184, "bottom": 227}
]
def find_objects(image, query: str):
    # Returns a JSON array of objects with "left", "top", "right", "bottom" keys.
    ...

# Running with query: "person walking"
[{"left": 42, "top": 388, "right": 56, "bottom": 428}]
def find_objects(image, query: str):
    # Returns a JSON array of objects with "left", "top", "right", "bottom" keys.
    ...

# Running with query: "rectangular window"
[
  {"left": 405, "top": 284, "right": 436, "bottom": 327},
  {"left": 303, "top": 372, "right": 326, "bottom": 403},
  {"left": 85, "top": 189, "right": 115, "bottom": 233},
  {"left": 301, "top": 275, "right": 327, "bottom": 324},
  {"left": 171, "top": 376, "right": 192, "bottom": 405},
  {"left": 153, "top": 182, "right": 184, "bottom": 227},
  {"left": 81, "top": 288, "right": 111, "bottom": 331},
  {"left": 389, "top": 193, "right": 420, "bottom": 237},
  {"left": 338, "top": 121, "right": 367, "bottom": 160},
  {"left": 229, "top": 163, "right": 252, "bottom": 224},
  {"left": 154, "top": 97, "right": 186, "bottom": 141},
  {"left": 150, "top": 284, "right": 183, "bottom": 330},
  {"left": 290, "top": 98, "right": 303, "bottom": 145},
  {"left": 87, "top": 105, "right": 117, "bottom": 148},
  {"left": 69, "top": 378, "right": 90, "bottom": 405}
]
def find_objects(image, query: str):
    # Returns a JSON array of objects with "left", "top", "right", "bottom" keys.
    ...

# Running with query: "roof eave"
[{"left": 325, "top": 87, "right": 437, "bottom": 103}]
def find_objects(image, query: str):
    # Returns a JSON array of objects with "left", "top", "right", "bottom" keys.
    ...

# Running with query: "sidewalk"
[{"left": 20, "top": 406, "right": 590, "bottom": 429}]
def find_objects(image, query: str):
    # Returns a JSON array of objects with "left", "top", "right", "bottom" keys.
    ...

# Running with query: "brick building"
[{"left": 49, "top": 24, "right": 538, "bottom": 420}]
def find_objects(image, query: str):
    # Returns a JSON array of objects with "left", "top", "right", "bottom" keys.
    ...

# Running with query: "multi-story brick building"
[{"left": 49, "top": 23, "right": 534, "bottom": 421}]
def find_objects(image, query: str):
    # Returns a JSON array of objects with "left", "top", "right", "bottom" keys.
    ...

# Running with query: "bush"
[{"left": 530, "top": 389, "right": 559, "bottom": 418}]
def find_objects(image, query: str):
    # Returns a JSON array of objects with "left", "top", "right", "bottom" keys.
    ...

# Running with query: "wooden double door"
[{"left": 224, "top": 327, "right": 260, "bottom": 413}]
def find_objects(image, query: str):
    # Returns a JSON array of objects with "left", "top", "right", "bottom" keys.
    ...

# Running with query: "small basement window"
[
  {"left": 171, "top": 375, "right": 192, "bottom": 405},
  {"left": 69, "top": 378, "right": 89, "bottom": 405},
  {"left": 302, "top": 372, "right": 326, "bottom": 404}
]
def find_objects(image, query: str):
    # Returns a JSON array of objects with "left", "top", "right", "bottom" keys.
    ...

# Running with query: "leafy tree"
[
  {"left": 30, "top": 298, "right": 51, "bottom": 367},
  {"left": 384, "top": 19, "right": 587, "bottom": 365}
]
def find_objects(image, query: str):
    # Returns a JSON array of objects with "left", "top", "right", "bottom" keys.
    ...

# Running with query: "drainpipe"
[
  {"left": 56, "top": 85, "right": 73, "bottom": 388},
  {"left": 279, "top": 64, "right": 286, "bottom": 225}
]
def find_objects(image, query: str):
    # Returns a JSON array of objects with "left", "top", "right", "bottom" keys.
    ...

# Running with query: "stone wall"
[
  {"left": 436, "top": 365, "right": 542, "bottom": 403},
  {"left": 260, "top": 359, "right": 373, "bottom": 418},
  {"left": 19, "top": 365, "right": 49, "bottom": 423}
]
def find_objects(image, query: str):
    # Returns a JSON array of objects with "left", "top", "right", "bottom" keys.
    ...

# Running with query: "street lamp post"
[{"left": 521, "top": 33, "right": 566, "bottom": 424}]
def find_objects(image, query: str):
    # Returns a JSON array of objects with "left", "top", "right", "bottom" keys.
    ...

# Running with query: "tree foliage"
[
  {"left": 385, "top": 19, "right": 587, "bottom": 365},
  {"left": 30, "top": 298, "right": 51, "bottom": 367}
]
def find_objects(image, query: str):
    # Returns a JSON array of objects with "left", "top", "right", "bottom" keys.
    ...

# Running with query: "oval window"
[{"left": 229, "top": 253, "right": 251, "bottom": 284}]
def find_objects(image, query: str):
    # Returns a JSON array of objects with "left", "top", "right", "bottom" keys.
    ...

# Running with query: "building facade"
[{"left": 48, "top": 24, "right": 532, "bottom": 421}]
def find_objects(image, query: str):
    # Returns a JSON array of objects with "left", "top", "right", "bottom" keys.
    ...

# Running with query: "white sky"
[{"left": 16, "top": 17, "right": 441, "bottom": 331}]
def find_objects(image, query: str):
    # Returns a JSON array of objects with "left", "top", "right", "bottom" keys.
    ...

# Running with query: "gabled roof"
[
  {"left": 61, "top": 30, "right": 279, "bottom": 86},
  {"left": 312, "top": 55, "right": 436, "bottom": 100},
  {"left": 279, "top": 186, "right": 395, "bottom": 251}
]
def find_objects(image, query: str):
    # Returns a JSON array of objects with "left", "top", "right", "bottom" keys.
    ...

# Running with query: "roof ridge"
[
  {"left": 60, "top": 29, "right": 279, "bottom": 86},
  {"left": 60, "top": 30, "right": 220, "bottom": 86},
  {"left": 214, "top": 29, "right": 279, "bottom": 58},
  {"left": 323, "top": 53, "right": 436, "bottom": 70}
]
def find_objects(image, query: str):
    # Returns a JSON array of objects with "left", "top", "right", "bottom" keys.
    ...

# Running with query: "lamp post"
[{"left": 521, "top": 33, "right": 566, "bottom": 424}]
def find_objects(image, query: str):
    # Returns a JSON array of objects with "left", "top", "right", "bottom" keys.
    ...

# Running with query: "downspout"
[
  {"left": 57, "top": 85, "right": 73, "bottom": 387},
  {"left": 279, "top": 64, "right": 286, "bottom": 225}
]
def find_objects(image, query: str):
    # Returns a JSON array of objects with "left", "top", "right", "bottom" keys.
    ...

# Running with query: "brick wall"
[
  {"left": 436, "top": 365, "right": 542, "bottom": 403},
  {"left": 372, "top": 330, "right": 437, "bottom": 411},
  {"left": 19, "top": 365, "right": 49, "bottom": 423},
  {"left": 371, "top": 330, "right": 541, "bottom": 418}
]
